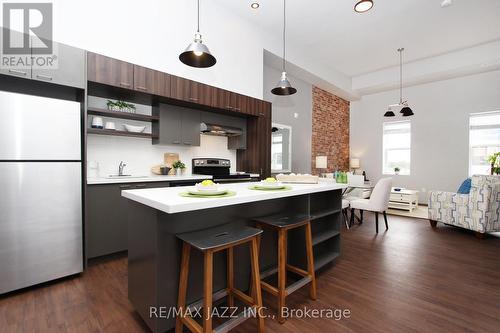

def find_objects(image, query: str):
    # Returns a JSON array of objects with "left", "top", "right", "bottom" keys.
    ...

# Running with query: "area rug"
[{"left": 387, "top": 205, "right": 428, "bottom": 219}]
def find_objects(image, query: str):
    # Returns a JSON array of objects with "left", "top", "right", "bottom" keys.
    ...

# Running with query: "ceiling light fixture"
[
  {"left": 179, "top": 0, "right": 216, "bottom": 68},
  {"left": 271, "top": 0, "right": 297, "bottom": 96},
  {"left": 385, "top": 48, "right": 414, "bottom": 117},
  {"left": 354, "top": 0, "right": 374, "bottom": 13},
  {"left": 251, "top": 2, "right": 260, "bottom": 9}
]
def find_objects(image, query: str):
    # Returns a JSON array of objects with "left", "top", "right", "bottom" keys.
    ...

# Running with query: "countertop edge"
[{"left": 87, "top": 175, "right": 212, "bottom": 185}]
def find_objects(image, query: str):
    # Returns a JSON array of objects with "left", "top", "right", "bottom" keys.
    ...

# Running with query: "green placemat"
[
  {"left": 248, "top": 185, "right": 292, "bottom": 191},
  {"left": 179, "top": 190, "right": 237, "bottom": 198}
]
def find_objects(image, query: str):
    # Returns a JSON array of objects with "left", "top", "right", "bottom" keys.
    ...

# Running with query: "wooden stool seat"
[
  {"left": 176, "top": 225, "right": 265, "bottom": 333},
  {"left": 254, "top": 214, "right": 317, "bottom": 324}
]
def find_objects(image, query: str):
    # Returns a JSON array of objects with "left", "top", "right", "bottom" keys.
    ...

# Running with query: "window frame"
[
  {"left": 468, "top": 111, "right": 500, "bottom": 176},
  {"left": 382, "top": 120, "right": 412, "bottom": 176}
]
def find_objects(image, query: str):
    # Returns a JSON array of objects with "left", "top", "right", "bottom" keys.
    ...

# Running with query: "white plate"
[
  {"left": 188, "top": 189, "right": 228, "bottom": 196},
  {"left": 258, "top": 181, "right": 284, "bottom": 188}
]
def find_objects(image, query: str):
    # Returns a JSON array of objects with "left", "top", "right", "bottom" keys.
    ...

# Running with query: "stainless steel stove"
[{"left": 192, "top": 158, "right": 254, "bottom": 183}]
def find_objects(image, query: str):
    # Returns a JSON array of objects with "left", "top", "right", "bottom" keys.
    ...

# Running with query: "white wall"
[
  {"left": 86, "top": 96, "right": 236, "bottom": 177},
  {"left": 350, "top": 70, "right": 500, "bottom": 203},
  {"left": 263, "top": 64, "right": 312, "bottom": 174},
  {"left": 87, "top": 134, "right": 236, "bottom": 177},
  {"left": 51, "top": 0, "right": 265, "bottom": 98}
]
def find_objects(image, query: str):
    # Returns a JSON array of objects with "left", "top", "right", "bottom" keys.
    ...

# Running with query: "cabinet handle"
[
  {"left": 135, "top": 184, "right": 147, "bottom": 188},
  {"left": 225, "top": 105, "right": 233, "bottom": 110},
  {"left": 136, "top": 86, "right": 147, "bottom": 91},
  {"left": 120, "top": 82, "right": 131, "bottom": 87},
  {"left": 188, "top": 97, "right": 198, "bottom": 101},
  {"left": 36, "top": 74, "right": 53, "bottom": 81},
  {"left": 184, "top": 141, "right": 192, "bottom": 145},
  {"left": 233, "top": 107, "right": 241, "bottom": 111},
  {"left": 173, "top": 140, "right": 181, "bottom": 144},
  {"left": 119, "top": 185, "right": 132, "bottom": 189},
  {"left": 8, "top": 69, "right": 27, "bottom": 76}
]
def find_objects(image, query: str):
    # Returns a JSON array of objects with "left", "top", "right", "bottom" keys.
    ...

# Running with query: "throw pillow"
[{"left": 457, "top": 178, "right": 472, "bottom": 194}]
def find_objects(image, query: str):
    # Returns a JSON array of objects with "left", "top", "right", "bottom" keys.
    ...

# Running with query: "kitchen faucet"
[{"left": 118, "top": 161, "right": 127, "bottom": 176}]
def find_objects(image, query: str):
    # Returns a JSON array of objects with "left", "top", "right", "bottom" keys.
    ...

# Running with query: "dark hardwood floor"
[{"left": 1, "top": 214, "right": 499, "bottom": 333}]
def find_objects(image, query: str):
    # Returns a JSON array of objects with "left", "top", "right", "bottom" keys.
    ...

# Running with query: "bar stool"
[
  {"left": 175, "top": 224, "right": 265, "bottom": 333},
  {"left": 253, "top": 214, "right": 317, "bottom": 324}
]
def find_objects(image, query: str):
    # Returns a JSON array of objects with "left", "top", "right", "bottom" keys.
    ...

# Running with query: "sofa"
[{"left": 428, "top": 175, "right": 500, "bottom": 238}]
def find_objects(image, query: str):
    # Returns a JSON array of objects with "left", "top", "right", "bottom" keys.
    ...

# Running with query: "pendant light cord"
[
  {"left": 282, "top": 0, "right": 286, "bottom": 72},
  {"left": 197, "top": 0, "right": 200, "bottom": 33},
  {"left": 398, "top": 48, "right": 404, "bottom": 104}
]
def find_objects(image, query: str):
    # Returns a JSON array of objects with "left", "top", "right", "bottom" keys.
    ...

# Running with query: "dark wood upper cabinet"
[
  {"left": 213, "top": 88, "right": 247, "bottom": 113},
  {"left": 87, "top": 52, "right": 133, "bottom": 89},
  {"left": 152, "top": 70, "right": 171, "bottom": 97},
  {"left": 133, "top": 65, "right": 154, "bottom": 93},
  {"left": 170, "top": 75, "right": 213, "bottom": 106}
]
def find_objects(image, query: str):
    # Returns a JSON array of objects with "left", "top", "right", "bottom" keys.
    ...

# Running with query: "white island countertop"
[{"left": 122, "top": 181, "right": 348, "bottom": 214}]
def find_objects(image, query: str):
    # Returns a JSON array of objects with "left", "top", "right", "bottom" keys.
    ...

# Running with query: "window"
[
  {"left": 383, "top": 121, "right": 411, "bottom": 175},
  {"left": 469, "top": 112, "right": 500, "bottom": 175},
  {"left": 271, "top": 123, "right": 292, "bottom": 173}
]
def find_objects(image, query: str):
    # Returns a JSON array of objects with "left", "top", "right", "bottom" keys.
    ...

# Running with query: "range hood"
[{"left": 200, "top": 122, "right": 243, "bottom": 137}]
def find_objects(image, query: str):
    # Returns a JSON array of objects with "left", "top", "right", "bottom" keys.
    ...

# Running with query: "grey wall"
[
  {"left": 264, "top": 64, "right": 313, "bottom": 174},
  {"left": 350, "top": 69, "right": 500, "bottom": 203}
]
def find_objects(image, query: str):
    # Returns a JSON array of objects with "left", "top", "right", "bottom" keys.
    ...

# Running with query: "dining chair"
[
  {"left": 349, "top": 178, "right": 393, "bottom": 233},
  {"left": 342, "top": 199, "right": 350, "bottom": 229}
]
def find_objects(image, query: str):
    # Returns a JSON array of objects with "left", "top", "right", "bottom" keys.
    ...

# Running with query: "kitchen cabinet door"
[
  {"left": 86, "top": 184, "right": 128, "bottom": 258},
  {"left": 133, "top": 65, "right": 154, "bottom": 93},
  {"left": 87, "top": 52, "right": 134, "bottom": 89},
  {"left": 181, "top": 110, "right": 201, "bottom": 146},
  {"left": 32, "top": 42, "right": 85, "bottom": 89},
  {"left": 153, "top": 70, "right": 171, "bottom": 97},
  {"left": 155, "top": 104, "right": 182, "bottom": 145},
  {"left": 0, "top": 29, "right": 31, "bottom": 79},
  {"left": 171, "top": 76, "right": 213, "bottom": 106}
]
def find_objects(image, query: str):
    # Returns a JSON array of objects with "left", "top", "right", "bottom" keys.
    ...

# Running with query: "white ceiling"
[{"left": 215, "top": 0, "right": 500, "bottom": 77}]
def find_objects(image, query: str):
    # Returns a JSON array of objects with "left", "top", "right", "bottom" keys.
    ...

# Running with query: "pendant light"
[
  {"left": 385, "top": 48, "right": 414, "bottom": 117},
  {"left": 179, "top": 0, "right": 216, "bottom": 68},
  {"left": 271, "top": 0, "right": 297, "bottom": 96},
  {"left": 354, "top": 0, "right": 374, "bottom": 13}
]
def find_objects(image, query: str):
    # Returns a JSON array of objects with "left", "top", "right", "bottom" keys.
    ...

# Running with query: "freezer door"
[
  {"left": 0, "top": 162, "right": 83, "bottom": 294},
  {"left": 0, "top": 91, "right": 81, "bottom": 160}
]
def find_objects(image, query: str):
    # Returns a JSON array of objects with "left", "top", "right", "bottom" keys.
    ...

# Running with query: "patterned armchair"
[{"left": 428, "top": 175, "right": 500, "bottom": 238}]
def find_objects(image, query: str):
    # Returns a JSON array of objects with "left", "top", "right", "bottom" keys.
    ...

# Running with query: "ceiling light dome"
[{"left": 354, "top": 0, "right": 373, "bottom": 13}]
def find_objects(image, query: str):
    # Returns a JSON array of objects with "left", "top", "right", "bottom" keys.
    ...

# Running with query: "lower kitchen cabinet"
[{"left": 86, "top": 181, "right": 170, "bottom": 259}]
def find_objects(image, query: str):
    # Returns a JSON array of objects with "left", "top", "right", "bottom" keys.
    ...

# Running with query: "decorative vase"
[
  {"left": 395, "top": 171, "right": 400, "bottom": 175},
  {"left": 175, "top": 168, "right": 182, "bottom": 176}
]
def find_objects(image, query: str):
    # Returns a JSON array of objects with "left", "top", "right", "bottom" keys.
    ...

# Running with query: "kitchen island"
[{"left": 122, "top": 181, "right": 346, "bottom": 332}]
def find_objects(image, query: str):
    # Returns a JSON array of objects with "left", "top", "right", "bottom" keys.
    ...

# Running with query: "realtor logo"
[
  {"left": 1, "top": 3, "right": 57, "bottom": 69},
  {"left": 2, "top": 3, "right": 53, "bottom": 54}
]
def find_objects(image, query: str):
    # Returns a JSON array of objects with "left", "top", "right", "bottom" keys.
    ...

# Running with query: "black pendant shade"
[
  {"left": 179, "top": 0, "right": 216, "bottom": 68},
  {"left": 384, "top": 110, "right": 396, "bottom": 117},
  {"left": 400, "top": 106, "right": 414, "bottom": 117},
  {"left": 179, "top": 35, "right": 216, "bottom": 68},
  {"left": 272, "top": 0, "right": 297, "bottom": 96}
]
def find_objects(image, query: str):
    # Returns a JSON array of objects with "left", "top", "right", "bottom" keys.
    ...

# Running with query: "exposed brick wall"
[{"left": 311, "top": 86, "right": 350, "bottom": 174}]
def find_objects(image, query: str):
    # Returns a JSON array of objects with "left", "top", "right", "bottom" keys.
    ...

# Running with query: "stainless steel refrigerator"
[{"left": 0, "top": 90, "right": 83, "bottom": 294}]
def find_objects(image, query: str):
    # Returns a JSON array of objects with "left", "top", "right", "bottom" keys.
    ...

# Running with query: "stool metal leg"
[
  {"left": 304, "top": 223, "right": 317, "bottom": 300},
  {"left": 176, "top": 242, "right": 191, "bottom": 333},
  {"left": 227, "top": 247, "right": 234, "bottom": 308},
  {"left": 203, "top": 250, "right": 213, "bottom": 333},
  {"left": 277, "top": 229, "right": 287, "bottom": 324},
  {"left": 250, "top": 237, "right": 265, "bottom": 333}
]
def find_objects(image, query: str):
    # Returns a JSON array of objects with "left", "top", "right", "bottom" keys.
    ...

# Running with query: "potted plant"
[
  {"left": 106, "top": 100, "right": 136, "bottom": 113},
  {"left": 172, "top": 160, "right": 186, "bottom": 176},
  {"left": 394, "top": 167, "right": 400, "bottom": 175},
  {"left": 487, "top": 152, "right": 500, "bottom": 175}
]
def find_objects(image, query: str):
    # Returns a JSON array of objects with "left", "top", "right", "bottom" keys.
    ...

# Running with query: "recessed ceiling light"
[
  {"left": 354, "top": 0, "right": 373, "bottom": 13},
  {"left": 251, "top": 2, "right": 259, "bottom": 9},
  {"left": 441, "top": 0, "right": 453, "bottom": 8}
]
